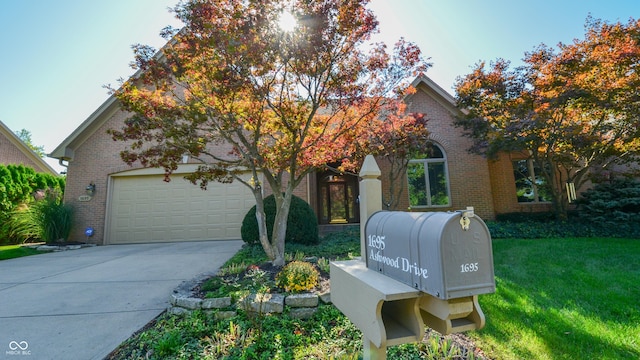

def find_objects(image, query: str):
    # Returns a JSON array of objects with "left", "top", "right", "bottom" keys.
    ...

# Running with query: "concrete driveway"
[{"left": 0, "top": 240, "right": 243, "bottom": 360}]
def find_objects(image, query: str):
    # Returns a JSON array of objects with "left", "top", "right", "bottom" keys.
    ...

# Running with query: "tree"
[
  {"left": 15, "top": 129, "right": 45, "bottom": 157},
  {"left": 108, "top": 0, "right": 429, "bottom": 265},
  {"left": 454, "top": 16, "right": 640, "bottom": 219},
  {"left": 345, "top": 105, "right": 429, "bottom": 210}
]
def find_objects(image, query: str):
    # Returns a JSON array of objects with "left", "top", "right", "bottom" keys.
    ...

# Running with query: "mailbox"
[{"left": 365, "top": 209, "right": 495, "bottom": 300}]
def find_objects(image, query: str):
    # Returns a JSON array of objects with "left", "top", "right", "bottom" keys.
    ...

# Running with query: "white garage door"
[{"left": 107, "top": 170, "right": 257, "bottom": 244}]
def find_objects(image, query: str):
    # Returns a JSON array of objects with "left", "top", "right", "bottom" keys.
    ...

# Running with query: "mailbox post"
[{"left": 330, "top": 156, "right": 496, "bottom": 359}]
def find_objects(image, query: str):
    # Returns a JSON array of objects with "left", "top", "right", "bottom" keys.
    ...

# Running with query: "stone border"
[
  {"left": 33, "top": 243, "right": 97, "bottom": 252},
  {"left": 168, "top": 279, "right": 332, "bottom": 320}
]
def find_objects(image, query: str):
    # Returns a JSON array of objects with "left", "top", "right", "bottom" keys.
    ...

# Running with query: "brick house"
[
  {"left": 0, "top": 120, "right": 58, "bottom": 175},
  {"left": 50, "top": 75, "right": 551, "bottom": 245}
]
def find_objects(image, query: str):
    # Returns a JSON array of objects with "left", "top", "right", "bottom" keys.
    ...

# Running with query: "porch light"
[{"left": 86, "top": 182, "right": 96, "bottom": 196}]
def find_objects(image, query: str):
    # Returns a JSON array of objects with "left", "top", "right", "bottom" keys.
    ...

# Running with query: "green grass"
[
  {"left": 471, "top": 237, "right": 640, "bottom": 360},
  {"left": 107, "top": 233, "right": 640, "bottom": 359},
  {"left": 0, "top": 244, "right": 43, "bottom": 260}
]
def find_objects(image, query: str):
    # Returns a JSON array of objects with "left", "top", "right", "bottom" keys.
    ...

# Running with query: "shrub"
[
  {"left": 241, "top": 194, "right": 318, "bottom": 245},
  {"left": 495, "top": 211, "right": 556, "bottom": 222},
  {"left": 0, "top": 164, "right": 65, "bottom": 244},
  {"left": 486, "top": 219, "right": 640, "bottom": 239},
  {"left": 275, "top": 261, "right": 319, "bottom": 293},
  {"left": 574, "top": 178, "right": 640, "bottom": 222}
]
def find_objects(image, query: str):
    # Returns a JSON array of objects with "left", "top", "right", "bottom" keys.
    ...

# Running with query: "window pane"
[
  {"left": 413, "top": 143, "right": 443, "bottom": 159},
  {"left": 428, "top": 162, "right": 449, "bottom": 205},
  {"left": 407, "top": 163, "right": 427, "bottom": 206},
  {"left": 513, "top": 160, "right": 535, "bottom": 202},
  {"left": 329, "top": 184, "right": 347, "bottom": 223},
  {"left": 513, "top": 159, "right": 552, "bottom": 203},
  {"left": 534, "top": 165, "right": 552, "bottom": 202},
  {"left": 320, "top": 185, "right": 329, "bottom": 221}
]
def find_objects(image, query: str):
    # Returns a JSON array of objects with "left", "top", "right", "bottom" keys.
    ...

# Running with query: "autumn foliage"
[
  {"left": 108, "top": 0, "right": 429, "bottom": 265},
  {"left": 454, "top": 16, "right": 640, "bottom": 218}
]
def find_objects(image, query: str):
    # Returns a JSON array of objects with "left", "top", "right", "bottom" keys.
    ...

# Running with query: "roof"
[
  {"left": 49, "top": 95, "right": 121, "bottom": 162},
  {"left": 50, "top": 75, "right": 460, "bottom": 162},
  {"left": 409, "top": 74, "right": 462, "bottom": 116},
  {"left": 0, "top": 120, "right": 58, "bottom": 175}
]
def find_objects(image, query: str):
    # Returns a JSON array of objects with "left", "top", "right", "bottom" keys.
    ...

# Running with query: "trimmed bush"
[
  {"left": 495, "top": 211, "right": 556, "bottom": 223},
  {"left": 241, "top": 194, "right": 319, "bottom": 245},
  {"left": 275, "top": 261, "right": 319, "bottom": 292},
  {"left": 487, "top": 219, "right": 640, "bottom": 239}
]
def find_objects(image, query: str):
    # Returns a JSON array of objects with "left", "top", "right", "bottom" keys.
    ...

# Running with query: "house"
[
  {"left": 50, "top": 75, "right": 551, "bottom": 245},
  {"left": 0, "top": 120, "right": 58, "bottom": 175}
]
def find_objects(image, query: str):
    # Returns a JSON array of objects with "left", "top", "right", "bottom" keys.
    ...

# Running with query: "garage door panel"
[{"left": 108, "top": 174, "right": 257, "bottom": 244}]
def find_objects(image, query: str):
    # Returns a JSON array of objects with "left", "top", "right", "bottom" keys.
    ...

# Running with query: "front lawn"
[
  {"left": 107, "top": 234, "right": 640, "bottom": 359},
  {"left": 473, "top": 237, "right": 640, "bottom": 359},
  {"left": 0, "top": 244, "right": 43, "bottom": 261}
]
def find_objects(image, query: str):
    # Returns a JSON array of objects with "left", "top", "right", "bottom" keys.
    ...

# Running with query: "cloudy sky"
[{"left": 1, "top": 0, "right": 637, "bottom": 172}]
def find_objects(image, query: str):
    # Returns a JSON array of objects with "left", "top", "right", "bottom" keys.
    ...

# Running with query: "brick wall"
[
  {"left": 63, "top": 100, "right": 313, "bottom": 244},
  {"left": 0, "top": 133, "right": 50, "bottom": 172},
  {"left": 396, "top": 85, "right": 496, "bottom": 220},
  {"left": 64, "top": 78, "right": 555, "bottom": 244},
  {"left": 64, "top": 105, "right": 127, "bottom": 244}
]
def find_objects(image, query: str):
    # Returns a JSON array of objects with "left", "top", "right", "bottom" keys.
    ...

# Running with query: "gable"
[
  {"left": 49, "top": 96, "right": 121, "bottom": 162},
  {"left": 0, "top": 120, "right": 57, "bottom": 175}
]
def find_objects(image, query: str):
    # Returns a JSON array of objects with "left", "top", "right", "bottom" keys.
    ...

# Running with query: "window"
[
  {"left": 407, "top": 144, "right": 450, "bottom": 207},
  {"left": 512, "top": 159, "right": 551, "bottom": 203}
]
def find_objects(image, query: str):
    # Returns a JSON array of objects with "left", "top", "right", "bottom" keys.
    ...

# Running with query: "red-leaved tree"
[
  {"left": 108, "top": 0, "right": 429, "bottom": 265},
  {"left": 455, "top": 16, "right": 640, "bottom": 219}
]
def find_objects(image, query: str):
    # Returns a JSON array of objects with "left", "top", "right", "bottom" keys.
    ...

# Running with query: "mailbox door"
[{"left": 440, "top": 215, "right": 495, "bottom": 299}]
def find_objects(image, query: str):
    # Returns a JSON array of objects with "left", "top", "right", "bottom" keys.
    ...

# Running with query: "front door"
[{"left": 317, "top": 171, "right": 359, "bottom": 224}]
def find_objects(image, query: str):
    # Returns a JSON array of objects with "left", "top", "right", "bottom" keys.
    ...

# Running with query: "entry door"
[{"left": 317, "top": 172, "right": 359, "bottom": 224}]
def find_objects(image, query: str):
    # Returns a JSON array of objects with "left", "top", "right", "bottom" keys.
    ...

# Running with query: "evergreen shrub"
[
  {"left": 574, "top": 179, "right": 640, "bottom": 222},
  {"left": 241, "top": 194, "right": 319, "bottom": 246}
]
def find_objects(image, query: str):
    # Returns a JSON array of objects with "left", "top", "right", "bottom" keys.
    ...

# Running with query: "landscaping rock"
[
  {"left": 213, "top": 311, "right": 237, "bottom": 320},
  {"left": 175, "top": 297, "right": 202, "bottom": 310},
  {"left": 318, "top": 290, "right": 331, "bottom": 304},
  {"left": 36, "top": 244, "right": 95, "bottom": 252},
  {"left": 239, "top": 293, "right": 285, "bottom": 314},
  {"left": 169, "top": 294, "right": 180, "bottom": 305},
  {"left": 289, "top": 307, "right": 317, "bottom": 319},
  {"left": 168, "top": 306, "right": 191, "bottom": 316},
  {"left": 202, "top": 297, "right": 232, "bottom": 309},
  {"left": 285, "top": 293, "right": 318, "bottom": 307}
]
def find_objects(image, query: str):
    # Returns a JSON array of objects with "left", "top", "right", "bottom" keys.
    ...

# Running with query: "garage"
[{"left": 106, "top": 168, "right": 257, "bottom": 244}]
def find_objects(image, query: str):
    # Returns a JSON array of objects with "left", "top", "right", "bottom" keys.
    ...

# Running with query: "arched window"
[{"left": 407, "top": 143, "right": 451, "bottom": 207}]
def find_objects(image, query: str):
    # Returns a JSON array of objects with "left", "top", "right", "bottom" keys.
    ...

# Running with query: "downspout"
[{"left": 58, "top": 158, "right": 69, "bottom": 174}]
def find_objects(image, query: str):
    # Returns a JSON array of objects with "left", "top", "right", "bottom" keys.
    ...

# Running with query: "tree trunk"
[
  {"left": 253, "top": 190, "right": 276, "bottom": 261},
  {"left": 270, "top": 187, "right": 293, "bottom": 267}
]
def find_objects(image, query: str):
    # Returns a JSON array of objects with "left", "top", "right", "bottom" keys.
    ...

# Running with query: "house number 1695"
[{"left": 460, "top": 263, "right": 479, "bottom": 273}]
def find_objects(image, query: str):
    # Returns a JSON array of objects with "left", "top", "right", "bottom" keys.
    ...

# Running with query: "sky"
[{"left": 1, "top": 1, "right": 638, "bottom": 173}]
